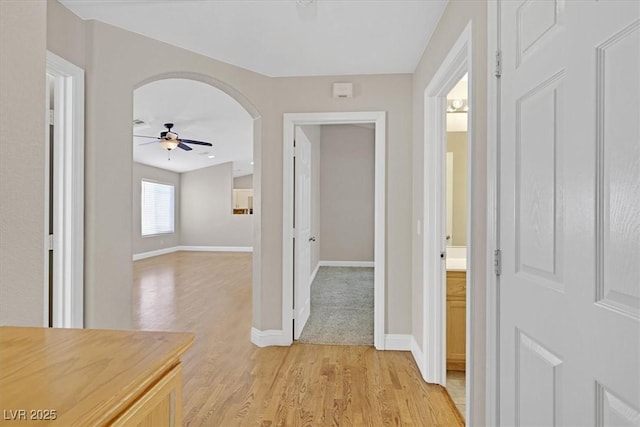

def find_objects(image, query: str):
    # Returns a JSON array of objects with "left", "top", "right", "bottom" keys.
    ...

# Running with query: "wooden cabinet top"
[{"left": 0, "top": 327, "right": 193, "bottom": 426}]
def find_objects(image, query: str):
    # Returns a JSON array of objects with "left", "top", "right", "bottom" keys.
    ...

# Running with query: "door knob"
[{"left": 309, "top": 236, "right": 316, "bottom": 242}]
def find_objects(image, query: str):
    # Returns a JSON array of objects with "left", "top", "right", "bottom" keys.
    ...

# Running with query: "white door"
[
  {"left": 446, "top": 152, "right": 454, "bottom": 246},
  {"left": 498, "top": 1, "right": 639, "bottom": 425},
  {"left": 294, "top": 127, "right": 313, "bottom": 339}
]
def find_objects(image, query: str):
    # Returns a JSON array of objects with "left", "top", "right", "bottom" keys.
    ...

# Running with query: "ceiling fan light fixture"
[{"left": 160, "top": 138, "right": 179, "bottom": 151}]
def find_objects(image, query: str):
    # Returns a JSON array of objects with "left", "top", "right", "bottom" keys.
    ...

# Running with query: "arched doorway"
[{"left": 131, "top": 73, "right": 262, "bottom": 332}]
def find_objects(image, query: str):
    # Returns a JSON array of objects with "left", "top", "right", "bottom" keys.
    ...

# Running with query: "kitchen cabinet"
[{"left": 233, "top": 189, "right": 253, "bottom": 214}]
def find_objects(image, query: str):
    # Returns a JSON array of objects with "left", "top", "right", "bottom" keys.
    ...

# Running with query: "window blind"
[{"left": 141, "top": 180, "right": 174, "bottom": 236}]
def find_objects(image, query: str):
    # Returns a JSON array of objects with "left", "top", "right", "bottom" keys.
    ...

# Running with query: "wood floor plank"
[{"left": 133, "top": 252, "right": 464, "bottom": 426}]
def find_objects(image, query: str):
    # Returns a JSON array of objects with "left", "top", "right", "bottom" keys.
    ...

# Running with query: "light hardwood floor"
[{"left": 133, "top": 251, "right": 464, "bottom": 426}]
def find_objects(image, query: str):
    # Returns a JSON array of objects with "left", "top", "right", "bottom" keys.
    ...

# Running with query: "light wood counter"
[{"left": 0, "top": 327, "right": 193, "bottom": 426}]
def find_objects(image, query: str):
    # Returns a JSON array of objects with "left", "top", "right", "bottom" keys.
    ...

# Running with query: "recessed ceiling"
[
  {"left": 59, "top": 0, "right": 448, "bottom": 77},
  {"left": 133, "top": 78, "right": 253, "bottom": 174}
]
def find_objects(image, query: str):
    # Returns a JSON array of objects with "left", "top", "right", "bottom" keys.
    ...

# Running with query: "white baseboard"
[
  {"left": 410, "top": 336, "right": 426, "bottom": 380},
  {"left": 384, "top": 334, "right": 413, "bottom": 351},
  {"left": 319, "top": 260, "right": 375, "bottom": 268},
  {"left": 250, "top": 328, "right": 291, "bottom": 347},
  {"left": 310, "top": 263, "right": 320, "bottom": 286},
  {"left": 133, "top": 245, "right": 253, "bottom": 260},
  {"left": 133, "top": 246, "right": 179, "bottom": 261},
  {"left": 180, "top": 245, "right": 253, "bottom": 252}
]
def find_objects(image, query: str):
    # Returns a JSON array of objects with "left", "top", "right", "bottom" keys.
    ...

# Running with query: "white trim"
[
  {"left": 423, "top": 22, "right": 473, "bottom": 385},
  {"left": 318, "top": 260, "right": 375, "bottom": 268},
  {"left": 132, "top": 245, "right": 254, "bottom": 260},
  {"left": 384, "top": 334, "right": 413, "bottom": 351},
  {"left": 179, "top": 245, "right": 253, "bottom": 253},
  {"left": 250, "top": 328, "right": 290, "bottom": 347},
  {"left": 283, "top": 111, "right": 386, "bottom": 350},
  {"left": 422, "top": 22, "right": 481, "bottom": 425},
  {"left": 310, "top": 262, "right": 320, "bottom": 286},
  {"left": 133, "top": 246, "right": 179, "bottom": 261},
  {"left": 486, "top": 1, "right": 500, "bottom": 425},
  {"left": 44, "top": 73, "right": 51, "bottom": 327},
  {"left": 46, "top": 51, "right": 84, "bottom": 329},
  {"left": 411, "top": 337, "right": 425, "bottom": 375}
]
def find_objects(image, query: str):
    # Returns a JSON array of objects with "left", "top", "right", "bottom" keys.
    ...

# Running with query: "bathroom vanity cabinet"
[{"left": 446, "top": 270, "right": 466, "bottom": 371}]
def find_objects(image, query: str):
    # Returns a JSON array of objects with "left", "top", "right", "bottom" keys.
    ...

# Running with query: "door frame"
[
  {"left": 45, "top": 51, "right": 85, "bottom": 328},
  {"left": 422, "top": 21, "right": 476, "bottom": 419},
  {"left": 486, "top": 1, "right": 500, "bottom": 425},
  {"left": 282, "top": 111, "right": 386, "bottom": 349}
]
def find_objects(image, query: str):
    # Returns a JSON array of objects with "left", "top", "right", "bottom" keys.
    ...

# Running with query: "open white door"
[
  {"left": 293, "top": 126, "right": 313, "bottom": 339},
  {"left": 46, "top": 52, "right": 84, "bottom": 329},
  {"left": 498, "top": 1, "right": 639, "bottom": 425}
]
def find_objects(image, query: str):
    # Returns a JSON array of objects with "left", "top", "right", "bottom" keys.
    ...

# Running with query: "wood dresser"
[{"left": 0, "top": 327, "right": 193, "bottom": 426}]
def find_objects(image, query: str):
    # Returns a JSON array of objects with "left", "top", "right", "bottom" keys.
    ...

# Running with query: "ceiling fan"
[{"left": 134, "top": 123, "right": 213, "bottom": 152}]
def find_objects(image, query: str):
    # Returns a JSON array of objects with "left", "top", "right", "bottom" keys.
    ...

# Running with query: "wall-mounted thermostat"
[{"left": 333, "top": 82, "right": 353, "bottom": 98}]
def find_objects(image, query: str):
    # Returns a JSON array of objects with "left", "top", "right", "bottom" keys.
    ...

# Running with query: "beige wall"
[
  {"left": 233, "top": 174, "right": 253, "bottom": 189},
  {"left": 132, "top": 163, "right": 181, "bottom": 255},
  {"left": 320, "top": 124, "right": 374, "bottom": 262},
  {"left": 181, "top": 162, "right": 252, "bottom": 247},
  {"left": 411, "top": 0, "right": 487, "bottom": 422},
  {"left": 447, "top": 131, "right": 468, "bottom": 247},
  {"left": 275, "top": 75, "right": 413, "bottom": 334},
  {"left": 298, "top": 125, "right": 322, "bottom": 273},
  {"left": 47, "top": 0, "right": 271, "bottom": 328},
  {"left": 0, "top": 1, "right": 47, "bottom": 326},
  {"left": 40, "top": 0, "right": 413, "bottom": 334}
]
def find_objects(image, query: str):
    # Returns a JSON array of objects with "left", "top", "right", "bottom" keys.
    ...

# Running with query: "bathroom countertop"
[{"left": 446, "top": 258, "right": 467, "bottom": 271}]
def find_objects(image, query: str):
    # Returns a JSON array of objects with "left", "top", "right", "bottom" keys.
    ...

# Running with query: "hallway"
[{"left": 133, "top": 251, "right": 463, "bottom": 426}]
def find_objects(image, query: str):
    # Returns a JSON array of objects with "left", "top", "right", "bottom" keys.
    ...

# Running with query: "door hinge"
[
  {"left": 49, "top": 109, "right": 54, "bottom": 126},
  {"left": 292, "top": 308, "right": 296, "bottom": 319},
  {"left": 292, "top": 147, "right": 296, "bottom": 157},
  {"left": 495, "top": 50, "right": 502, "bottom": 78},
  {"left": 494, "top": 249, "right": 502, "bottom": 276},
  {"left": 48, "top": 234, "right": 54, "bottom": 251}
]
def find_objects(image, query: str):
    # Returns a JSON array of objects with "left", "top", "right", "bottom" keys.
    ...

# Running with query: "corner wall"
[
  {"left": 180, "top": 162, "right": 252, "bottom": 247},
  {"left": 411, "top": 0, "right": 488, "bottom": 423},
  {"left": 0, "top": 0, "right": 47, "bottom": 326}
]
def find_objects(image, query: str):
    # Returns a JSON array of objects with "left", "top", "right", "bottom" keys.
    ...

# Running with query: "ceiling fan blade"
[
  {"left": 179, "top": 138, "right": 213, "bottom": 146},
  {"left": 133, "top": 135, "right": 159, "bottom": 139},
  {"left": 178, "top": 142, "right": 193, "bottom": 151},
  {"left": 138, "top": 140, "right": 159, "bottom": 146}
]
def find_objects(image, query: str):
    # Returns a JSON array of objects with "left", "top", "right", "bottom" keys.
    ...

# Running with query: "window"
[{"left": 141, "top": 180, "right": 174, "bottom": 236}]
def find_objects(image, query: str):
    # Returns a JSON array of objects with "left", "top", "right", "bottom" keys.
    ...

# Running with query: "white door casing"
[
  {"left": 46, "top": 52, "right": 85, "bottom": 329},
  {"left": 498, "top": 1, "right": 639, "bottom": 425},
  {"left": 446, "top": 152, "right": 454, "bottom": 246},
  {"left": 293, "top": 126, "right": 313, "bottom": 339},
  {"left": 423, "top": 22, "right": 474, "bottom": 391},
  {"left": 283, "top": 111, "right": 386, "bottom": 349}
]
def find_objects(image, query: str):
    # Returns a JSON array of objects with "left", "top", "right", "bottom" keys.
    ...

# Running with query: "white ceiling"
[
  {"left": 59, "top": 0, "right": 448, "bottom": 77},
  {"left": 133, "top": 78, "right": 253, "bottom": 174}
]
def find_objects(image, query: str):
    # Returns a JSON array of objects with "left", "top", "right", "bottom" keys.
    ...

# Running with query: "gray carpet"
[{"left": 298, "top": 266, "right": 374, "bottom": 346}]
